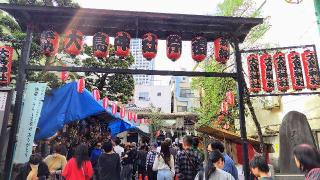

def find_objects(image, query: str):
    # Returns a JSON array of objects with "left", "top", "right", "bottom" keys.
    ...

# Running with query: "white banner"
[{"left": 14, "top": 83, "right": 47, "bottom": 163}]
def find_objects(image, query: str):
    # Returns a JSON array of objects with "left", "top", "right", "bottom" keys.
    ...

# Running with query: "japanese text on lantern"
[
  {"left": 288, "top": 51, "right": 305, "bottom": 90},
  {"left": 273, "top": 52, "right": 289, "bottom": 92},
  {"left": 0, "top": 46, "right": 13, "bottom": 85},
  {"left": 260, "top": 54, "right": 274, "bottom": 92},
  {"left": 302, "top": 50, "right": 320, "bottom": 90},
  {"left": 247, "top": 54, "right": 261, "bottom": 93}
]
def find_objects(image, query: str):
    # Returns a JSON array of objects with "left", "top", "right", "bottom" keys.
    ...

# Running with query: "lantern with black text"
[
  {"left": 114, "top": 31, "right": 131, "bottom": 57},
  {"left": 226, "top": 91, "right": 235, "bottom": 107},
  {"left": 120, "top": 107, "right": 126, "bottom": 118},
  {"left": 77, "top": 78, "right": 85, "bottom": 93},
  {"left": 301, "top": 50, "right": 320, "bottom": 90},
  {"left": 142, "top": 33, "right": 158, "bottom": 60},
  {"left": 64, "top": 29, "right": 83, "bottom": 56},
  {"left": 214, "top": 37, "right": 230, "bottom": 64},
  {"left": 288, "top": 51, "right": 305, "bottom": 91},
  {"left": 93, "top": 32, "right": 109, "bottom": 58},
  {"left": 260, "top": 53, "right": 274, "bottom": 92},
  {"left": 102, "top": 97, "right": 109, "bottom": 109},
  {"left": 191, "top": 36, "right": 207, "bottom": 62},
  {"left": 92, "top": 89, "right": 101, "bottom": 101},
  {"left": 247, "top": 54, "right": 261, "bottom": 93},
  {"left": 0, "top": 46, "right": 13, "bottom": 85},
  {"left": 40, "top": 30, "right": 60, "bottom": 57},
  {"left": 166, "top": 34, "right": 182, "bottom": 61},
  {"left": 273, "top": 52, "right": 289, "bottom": 92},
  {"left": 111, "top": 103, "right": 117, "bottom": 114}
]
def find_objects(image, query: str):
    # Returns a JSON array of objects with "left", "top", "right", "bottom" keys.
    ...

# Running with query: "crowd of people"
[{"left": 12, "top": 119, "right": 320, "bottom": 180}]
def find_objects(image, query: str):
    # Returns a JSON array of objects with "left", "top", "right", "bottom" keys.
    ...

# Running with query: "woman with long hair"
[
  {"left": 293, "top": 144, "right": 320, "bottom": 180},
  {"left": 62, "top": 144, "right": 94, "bottom": 180},
  {"left": 195, "top": 150, "right": 234, "bottom": 180},
  {"left": 152, "top": 141, "right": 174, "bottom": 180}
]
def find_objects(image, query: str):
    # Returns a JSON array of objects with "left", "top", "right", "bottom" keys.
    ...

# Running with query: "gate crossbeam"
[{"left": 26, "top": 65, "right": 237, "bottom": 78}]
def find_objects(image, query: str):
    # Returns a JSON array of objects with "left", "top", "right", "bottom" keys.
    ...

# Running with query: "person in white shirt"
[
  {"left": 113, "top": 138, "right": 124, "bottom": 158},
  {"left": 195, "top": 150, "right": 235, "bottom": 180},
  {"left": 153, "top": 141, "right": 175, "bottom": 180}
]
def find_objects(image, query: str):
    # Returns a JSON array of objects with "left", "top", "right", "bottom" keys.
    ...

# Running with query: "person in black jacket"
[
  {"left": 15, "top": 153, "right": 50, "bottom": 180},
  {"left": 97, "top": 141, "right": 121, "bottom": 180}
]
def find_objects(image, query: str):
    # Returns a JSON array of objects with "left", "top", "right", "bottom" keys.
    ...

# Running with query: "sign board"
[{"left": 14, "top": 83, "right": 47, "bottom": 163}]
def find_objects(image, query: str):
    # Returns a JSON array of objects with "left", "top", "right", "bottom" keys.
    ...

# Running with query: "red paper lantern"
[
  {"left": 218, "top": 114, "right": 225, "bottom": 123},
  {"left": 92, "top": 89, "right": 101, "bottom": 101},
  {"left": 64, "top": 29, "right": 83, "bottom": 56},
  {"left": 120, "top": 107, "right": 126, "bottom": 118},
  {"left": 102, "top": 97, "right": 109, "bottom": 109},
  {"left": 301, "top": 50, "right": 320, "bottom": 90},
  {"left": 111, "top": 103, "right": 117, "bottom": 114},
  {"left": 214, "top": 37, "right": 230, "bottom": 64},
  {"left": 273, "top": 52, "right": 289, "bottom": 92},
  {"left": 140, "top": 118, "right": 144, "bottom": 124},
  {"left": 128, "top": 111, "right": 133, "bottom": 121},
  {"left": 142, "top": 33, "right": 158, "bottom": 60},
  {"left": 247, "top": 54, "right": 261, "bottom": 93},
  {"left": 61, "top": 71, "right": 69, "bottom": 82},
  {"left": 133, "top": 113, "right": 137, "bottom": 123},
  {"left": 93, "top": 32, "right": 109, "bottom": 58},
  {"left": 114, "top": 31, "right": 131, "bottom": 57},
  {"left": 288, "top": 51, "right": 305, "bottom": 91},
  {"left": 191, "top": 36, "right": 207, "bottom": 62},
  {"left": 77, "top": 78, "right": 85, "bottom": 93},
  {"left": 260, "top": 53, "right": 274, "bottom": 92},
  {"left": 166, "top": 34, "right": 182, "bottom": 61},
  {"left": 40, "top": 30, "right": 60, "bottom": 57},
  {"left": 0, "top": 46, "right": 13, "bottom": 85},
  {"left": 226, "top": 91, "right": 235, "bottom": 107},
  {"left": 220, "top": 101, "right": 228, "bottom": 114}
]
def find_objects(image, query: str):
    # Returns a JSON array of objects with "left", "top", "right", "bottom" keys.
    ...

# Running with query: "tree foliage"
[
  {"left": 0, "top": 1, "right": 135, "bottom": 104},
  {"left": 192, "top": 0, "right": 270, "bottom": 131}
]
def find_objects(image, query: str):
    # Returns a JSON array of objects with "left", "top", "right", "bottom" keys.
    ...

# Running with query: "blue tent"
[{"left": 35, "top": 82, "right": 135, "bottom": 140}]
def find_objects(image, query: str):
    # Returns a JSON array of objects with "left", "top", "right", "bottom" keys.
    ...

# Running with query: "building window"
[
  {"left": 139, "top": 92, "right": 150, "bottom": 101},
  {"left": 157, "top": 92, "right": 161, "bottom": 96},
  {"left": 180, "top": 89, "right": 193, "bottom": 98},
  {"left": 177, "top": 106, "right": 188, "bottom": 112}
]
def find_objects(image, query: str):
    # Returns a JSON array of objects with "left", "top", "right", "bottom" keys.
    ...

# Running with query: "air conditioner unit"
[{"left": 263, "top": 96, "right": 280, "bottom": 110}]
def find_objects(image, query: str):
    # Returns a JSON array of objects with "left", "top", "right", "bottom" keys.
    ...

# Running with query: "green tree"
[
  {"left": 192, "top": 0, "right": 270, "bottom": 151},
  {"left": 0, "top": 1, "right": 135, "bottom": 104}
]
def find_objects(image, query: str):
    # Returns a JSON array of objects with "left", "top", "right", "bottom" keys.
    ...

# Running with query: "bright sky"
[{"left": 77, "top": 0, "right": 320, "bottom": 85}]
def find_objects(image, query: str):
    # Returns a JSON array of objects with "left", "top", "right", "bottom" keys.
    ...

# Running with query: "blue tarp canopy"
[{"left": 35, "top": 81, "right": 135, "bottom": 140}]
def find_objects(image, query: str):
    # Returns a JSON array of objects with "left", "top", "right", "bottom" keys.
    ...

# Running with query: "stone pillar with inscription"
[{"left": 279, "top": 111, "right": 317, "bottom": 174}]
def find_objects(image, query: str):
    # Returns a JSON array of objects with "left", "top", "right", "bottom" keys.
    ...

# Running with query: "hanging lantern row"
[
  {"left": 247, "top": 50, "right": 320, "bottom": 93},
  {"left": 77, "top": 78, "right": 85, "bottom": 93},
  {"left": 0, "top": 46, "right": 13, "bottom": 85},
  {"left": 40, "top": 29, "right": 230, "bottom": 63}
]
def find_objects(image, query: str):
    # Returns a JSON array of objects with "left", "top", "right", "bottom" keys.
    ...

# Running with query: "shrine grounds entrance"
[{"left": 0, "top": 3, "right": 266, "bottom": 180}]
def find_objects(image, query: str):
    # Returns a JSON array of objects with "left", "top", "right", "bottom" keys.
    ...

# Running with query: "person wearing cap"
[{"left": 146, "top": 143, "right": 158, "bottom": 180}]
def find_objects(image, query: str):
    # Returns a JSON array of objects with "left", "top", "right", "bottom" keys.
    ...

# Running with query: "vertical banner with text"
[{"left": 14, "top": 83, "right": 47, "bottom": 163}]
